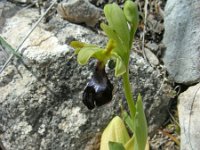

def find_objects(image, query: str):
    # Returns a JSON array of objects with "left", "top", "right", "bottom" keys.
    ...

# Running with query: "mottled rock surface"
[
  {"left": 0, "top": 4, "right": 174, "bottom": 150},
  {"left": 178, "top": 83, "right": 200, "bottom": 150},
  {"left": 163, "top": 0, "right": 200, "bottom": 85},
  {"left": 0, "top": 1, "right": 21, "bottom": 32}
]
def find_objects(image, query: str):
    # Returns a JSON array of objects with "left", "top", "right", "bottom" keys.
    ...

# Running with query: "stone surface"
[
  {"left": 0, "top": 4, "right": 174, "bottom": 150},
  {"left": 163, "top": 0, "right": 200, "bottom": 85},
  {"left": 0, "top": 1, "right": 21, "bottom": 32},
  {"left": 0, "top": 2, "right": 5, "bottom": 31},
  {"left": 144, "top": 48, "right": 159, "bottom": 66},
  {"left": 178, "top": 83, "right": 200, "bottom": 150},
  {"left": 146, "top": 42, "right": 159, "bottom": 52},
  {"left": 0, "top": 47, "right": 9, "bottom": 70},
  {"left": 57, "top": 0, "right": 102, "bottom": 27}
]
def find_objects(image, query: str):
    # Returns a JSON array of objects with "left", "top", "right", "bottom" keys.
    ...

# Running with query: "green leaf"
[
  {"left": 134, "top": 94, "right": 148, "bottom": 150},
  {"left": 0, "top": 36, "right": 22, "bottom": 58},
  {"left": 77, "top": 47, "right": 104, "bottom": 65},
  {"left": 122, "top": 110, "right": 134, "bottom": 133},
  {"left": 100, "top": 116, "right": 130, "bottom": 150},
  {"left": 104, "top": 3, "right": 130, "bottom": 52},
  {"left": 124, "top": 1, "right": 139, "bottom": 31},
  {"left": 109, "top": 142, "right": 126, "bottom": 150}
]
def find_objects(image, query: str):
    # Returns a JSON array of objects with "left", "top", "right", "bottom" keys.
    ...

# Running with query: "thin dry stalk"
[{"left": 142, "top": 0, "right": 148, "bottom": 61}]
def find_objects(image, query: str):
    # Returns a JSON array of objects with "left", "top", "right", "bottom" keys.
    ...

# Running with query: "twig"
[
  {"left": 159, "top": 129, "right": 180, "bottom": 146},
  {"left": 0, "top": 0, "right": 57, "bottom": 74},
  {"left": 142, "top": 0, "right": 148, "bottom": 61},
  {"left": 167, "top": 107, "right": 180, "bottom": 128}
]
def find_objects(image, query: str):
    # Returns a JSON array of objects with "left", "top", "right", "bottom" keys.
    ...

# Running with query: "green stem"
[
  {"left": 129, "top": 26, "right": 135, "bottom": 50},
  {"left": 122, "top": 68, "right": 136, "bottom": 120},
  {"left": 121, "top": 25, "right": 137, "bottom": 119}
]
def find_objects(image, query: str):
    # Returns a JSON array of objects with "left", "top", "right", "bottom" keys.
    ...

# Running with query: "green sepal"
[
  {"left": 134, "top": 94, "right": 148, "bottom": 150},
  {"left": 124, "top": 1, "right": 139, "bottom": 31},
  {"left": 109, "top": 142, "right": 126, "bottom": 150},
  {"left": 100, "top": 23, "right": 127, "bottom": 60},
  {"left": 104, "top": 3, "right": 130, "bottom": 49}
]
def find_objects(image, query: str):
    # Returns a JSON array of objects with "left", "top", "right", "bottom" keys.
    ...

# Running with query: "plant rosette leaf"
[
  {"left": 100, "top": 116, "right": 130, "bottom": 150},
  {"left": 125, "top": 137, "right": 150, "bottom": 150},
  {"left": 133, "top": 94, "right": 148, "bottom": 150},
  {"left": 124, "top": 136, "right": 134, "bottom": 150},
  {"left": 122, "top": 110, "right": 134, "bottom": 133},
  {"left": 109, "top": 142, "right": 126, "bottom": 150}
]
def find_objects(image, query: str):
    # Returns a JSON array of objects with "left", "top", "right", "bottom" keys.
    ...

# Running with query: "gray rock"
[
  {"left": 0, "top": 1, "right": 21, "bottom": 32},
  {"left": 178, "top": 83, "right": 200, "bottom": 150},
  {"left": 146, "top": 42, "right": 159, "bottom": 52},
  {"left": 144, "top": 48, "right": 159, "bottom": 66},
  {"left": 0, "top": 7, "right": 174, "bottom": 150},
  {"left": 163, "top": 0, "right": 200, "bottom": 85},
  {"left": 0, "top": 2, "right": 5, "bottom": 29},
  {"left": 57, "top": 0, "right": 102, "bottom": 27},
  {"left": 0, "top": 48, "right": 9, "bottom": 70}
]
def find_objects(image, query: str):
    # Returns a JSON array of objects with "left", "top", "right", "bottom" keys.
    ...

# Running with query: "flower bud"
[{"left": 82, "top": 62, "right": 113, "bottom": 110}]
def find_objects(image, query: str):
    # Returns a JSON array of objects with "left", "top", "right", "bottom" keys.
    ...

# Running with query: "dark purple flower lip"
[{"left": 82, "top": 62, "right": 113, "bottom": 110}]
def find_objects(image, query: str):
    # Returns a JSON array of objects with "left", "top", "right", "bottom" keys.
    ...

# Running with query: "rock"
[
  {"left": 46, "top": 16, "right": 106, "bottom": 46},
  {"left": 147, "top": 14, "right": 164, "bottom": 34},
  {"left": 0, "top": 5, "right": 174, "bottom": 150},
  {"left": 144, "top": 48, "right": 159, "bottom": 66},
  {"left": 163, "top": 0, "right": 200, "bottom": 85},
  {"left": 0, "top": 45, "right": 9, "bottom": 70},
  {"left": 0, "top": 1, "right": 21, "bottom": 32},
  {"left": 0, "top": 2, "right": 5, "bottom": 30},
  {"left": 178, "top": 83, "right": 200, "bottom": 150},
  {"left": 146, "top": 42, "right": 159, "bottom": 52},
  {"left": 57, "top": 0, "right": 102, "bottom": 27}
]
